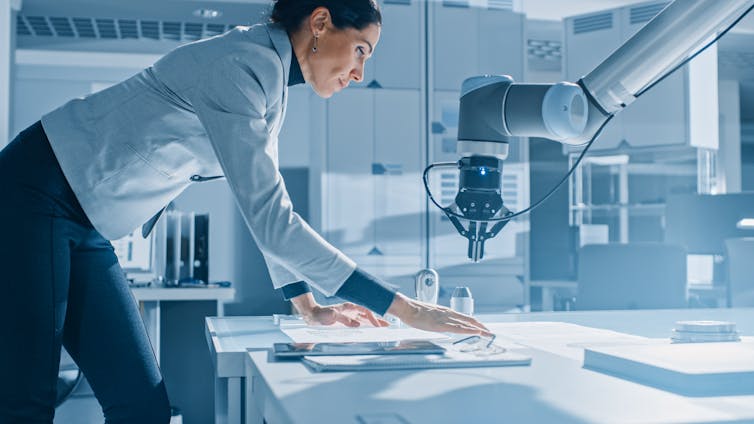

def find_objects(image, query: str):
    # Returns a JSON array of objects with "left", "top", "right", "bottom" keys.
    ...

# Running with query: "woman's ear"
[{"left": 308, "top": 6, "right": 331, "bottom": 35}]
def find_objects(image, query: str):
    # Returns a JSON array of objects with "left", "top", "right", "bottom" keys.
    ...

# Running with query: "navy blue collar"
[{"left": 288, "top": 51, "right": 304, "bottom": 86}]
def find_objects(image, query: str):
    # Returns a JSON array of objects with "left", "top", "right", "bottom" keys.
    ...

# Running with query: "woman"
[{"left": 0, "top": 0, "right": 491, "bottom": 422}]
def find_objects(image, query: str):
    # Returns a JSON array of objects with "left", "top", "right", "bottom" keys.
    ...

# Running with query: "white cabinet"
[
  {"left": 564, "top": 1, "right": 719, "bottom": 151},
  {"left": 433, "top": 5, "right": 477, "bottom": 91},
  {"left": 325, "top": 89, "right": 375, "bottom": 254},
  {"left": 373, "top": 90, "right": 424, "bottom": 255},
  {"left": 320, "top": 88, "right": 424, "bottom": 290},
  {"left": 432, "top": 2, "right": 524, "bottom": 91},
  {"left": 363, "top": 0, "right": 422, "bottom": 89},
  {"left": 478, "top": 9, "right": 524, "bottom": 82}
]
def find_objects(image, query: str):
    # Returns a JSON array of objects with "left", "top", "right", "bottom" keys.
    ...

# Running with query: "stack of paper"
[
  {"left": 671, "top": 320, "right": 740, "bottom": 343},
  {"left": 583, "top": 338, "right": 754, "bottom": 395}
]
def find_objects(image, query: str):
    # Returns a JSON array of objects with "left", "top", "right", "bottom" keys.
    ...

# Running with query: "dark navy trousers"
[{"left": 0, "top": 122, "right": 171, "bottom": 423}]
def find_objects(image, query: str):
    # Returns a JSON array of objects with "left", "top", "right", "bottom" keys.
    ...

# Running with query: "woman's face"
[{"left": 300, "top": 9, "right": 381, "bottom": 98}]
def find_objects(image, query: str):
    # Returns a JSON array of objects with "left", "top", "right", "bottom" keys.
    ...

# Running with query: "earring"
[{"left": 312, "top": 34, "right": 319, "bottom": 53}]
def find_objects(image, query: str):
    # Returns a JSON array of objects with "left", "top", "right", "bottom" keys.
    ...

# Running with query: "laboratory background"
[{"left": 1, "top": 0, "right": 754, "bottom": 423}]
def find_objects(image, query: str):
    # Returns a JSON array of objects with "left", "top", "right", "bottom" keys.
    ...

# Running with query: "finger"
[
  {"left": 334, "top": 304, "right": 366, "bottom": 321},
  {"left": 359, "top": 313, "right": 390, "bottom": 327},
  {"left": 443, "top": 323, "right": 485, "bottom": 335},
  {"left": 444, "top": 310, "right": 491, "bottom": 333},
  {"left": 334, "top": 313, "right": 361, "bottom": 328},
  {"left": 343, "top": 303, "right": 373, "bottom": 315},
  {"left": 356, "top": 312, "right": 380, "bottom": 327},
  {"left": 458, "top": 324, "right": 493, "bottom": 337},
  {"left": 479, "top": 329, "right": 494, "bottom": 338},
  {"left": 454, "top": 316, "right": 491, "bottom": 333},
  {"left": 446, "top": 319, "right": 494, "bottom": 337},
  {"left": 467, "top": 318, "right": 491, "bottom": 332},
  {"left": 341, "top": 302, "right": 362, "bottom": 311},
  {"left": 448, "top": 318, "right": 487, "bottom": 334},
  {"left": 452, "top": 319, "right": 493, "bottom": 337},
  {"left": 344, "top": 303, "right": 385, "bottom": 328},
  {"left": 356, "top": 310, "right": 383, "bottom": 327}
]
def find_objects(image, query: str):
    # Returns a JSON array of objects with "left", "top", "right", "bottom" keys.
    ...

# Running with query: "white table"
[
  {"left": 206, "top": 316, "right": 290, "bottom": 424},
  {"left": 530, "top": 280, "right": 729, "bottom": 311},
  {"left": 132, "top": 286, "right": 235, "bottom": 362},
  {"left": 208, "top": 309, "right": 754, "bottom": 424}
]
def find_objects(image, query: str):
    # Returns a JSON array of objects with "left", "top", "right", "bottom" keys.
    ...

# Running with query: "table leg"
[
  {"left": 542, "top": 287, "right": 554, "bottom": 311},
  {"left": 228, "top": 377, "right": 243, "bottom": 424},
  {"left": 217, "top": 299, "right": 225, "bottom": 317},
  {"left": 214, "top": 376, "right": 243, "bottom": 424},
  {"left": 245, "top": 373, "right": 263, "bottom": 424}
]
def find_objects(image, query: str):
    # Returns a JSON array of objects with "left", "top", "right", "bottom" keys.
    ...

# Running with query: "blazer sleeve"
[{"left": 191, "top": 55, "right": 356, "bottom": 296}]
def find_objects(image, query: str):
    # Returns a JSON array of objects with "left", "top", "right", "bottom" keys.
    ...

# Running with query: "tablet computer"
[{"left": 273, "top": 340, "right": 445, "bottom": 357}]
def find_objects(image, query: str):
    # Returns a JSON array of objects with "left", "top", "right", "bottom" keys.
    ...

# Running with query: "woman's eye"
[{"left": 357, "top": 47, "right": 366, "bottom": 57}]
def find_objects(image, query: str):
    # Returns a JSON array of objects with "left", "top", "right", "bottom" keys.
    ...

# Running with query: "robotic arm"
[{"left": 428, "top": 0, "right": 754, "bottom": 262}]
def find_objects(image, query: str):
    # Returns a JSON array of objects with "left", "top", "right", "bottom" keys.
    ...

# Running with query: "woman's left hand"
[{"left": 291, "top": 293, "right": 390, "bottom": 327}]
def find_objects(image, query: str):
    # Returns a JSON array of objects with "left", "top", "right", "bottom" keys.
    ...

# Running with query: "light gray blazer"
[{"left": 41, "top": 23, "right": 355, "bottom": 295}]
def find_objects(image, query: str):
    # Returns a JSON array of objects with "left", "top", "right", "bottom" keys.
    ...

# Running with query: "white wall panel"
[
  {"left": 325, "top": 88, "right": 375, "bottom": 255},
  {"left": 372, "top": 0, "right": 422, "bottom": 89}
]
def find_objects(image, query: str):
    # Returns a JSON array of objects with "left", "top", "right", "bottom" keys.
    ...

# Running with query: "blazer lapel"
[
  {"left": 266, "top": 23, "right": 292, "bottom": 88},
  {"left": 266, "top": 23, "right": 292, "bottom": 122}
]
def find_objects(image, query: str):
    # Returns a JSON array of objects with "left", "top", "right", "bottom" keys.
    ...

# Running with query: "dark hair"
[{"left": 270, "top": 0, "right": 382, "bottom": 33}]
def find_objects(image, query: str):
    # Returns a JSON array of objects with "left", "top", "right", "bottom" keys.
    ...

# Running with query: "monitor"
[{"left": 111, "top": 231, "right": 155, "bottom": 283}]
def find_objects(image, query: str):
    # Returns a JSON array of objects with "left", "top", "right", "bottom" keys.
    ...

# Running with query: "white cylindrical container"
[
  {"left": 450, "top": 286, "right": 474, "bottom": 316},
  {"left": 414, "top": 268, "right": 439, "bottom": 304}
]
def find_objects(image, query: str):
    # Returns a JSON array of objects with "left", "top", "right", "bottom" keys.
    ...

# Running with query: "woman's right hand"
[{"left": 386, "top": 292, "right": 493, "bottom": 337}]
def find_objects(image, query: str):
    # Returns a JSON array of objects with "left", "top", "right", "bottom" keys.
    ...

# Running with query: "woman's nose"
[{"left": 351, "top": 65, "right": 364, "bottom": 82}]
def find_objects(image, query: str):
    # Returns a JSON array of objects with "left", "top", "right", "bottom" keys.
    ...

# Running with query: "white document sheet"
[
  {"left": 282, "top": 326, "right": 450, "bottom": 344},
  {"left": 488, "top": 321, "right": 650, "bottom": 360}
]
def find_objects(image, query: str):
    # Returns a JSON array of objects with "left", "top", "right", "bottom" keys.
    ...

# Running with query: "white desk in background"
[
  {"left": 530, "top": 280, "right": 729, "bottom": 311},
  {"left": 131, "top": 286, "right": 235, "bottom": 363},
  {"left": 206, "top": 308, "right": 754, "bottom": 424},
  {"left": 529, "top": 280, "right": 578, "bottom": 311}
]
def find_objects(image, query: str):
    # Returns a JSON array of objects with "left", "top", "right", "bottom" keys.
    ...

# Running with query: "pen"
[
  {"left": 486, "top": 334, "right": 496, "bottom": 348},
  {"left": 452, "top": 334, "right": 496, "bottom": 348},
  {"left": 452, "top": 335, "right": 480, "bottom": 345}
]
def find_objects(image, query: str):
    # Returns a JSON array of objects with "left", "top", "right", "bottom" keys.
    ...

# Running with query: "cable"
[
  {"left": 424, "top": 2, "right": 754, "bottom": 225},
  {"left": 423, "top": 115, "right": 614, "bottom": 222}
]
